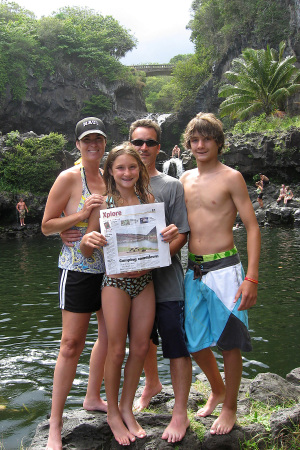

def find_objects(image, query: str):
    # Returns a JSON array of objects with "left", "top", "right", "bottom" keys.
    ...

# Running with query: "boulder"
[{"left": 30, "top": 368, "right": 300, "bottom": 449}]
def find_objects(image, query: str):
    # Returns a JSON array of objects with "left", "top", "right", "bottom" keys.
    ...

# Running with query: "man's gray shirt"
[{"left": 150, "top": 173, "right": 189, "bottom": 303}]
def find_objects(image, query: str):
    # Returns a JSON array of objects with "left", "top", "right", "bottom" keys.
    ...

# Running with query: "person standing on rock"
[
  {"left": 255, "top": 173, "right": 269, "bottom": 208},
  {"left": 61, "top": 118, "right": 192, "bottom": 444},
  {"left": 16, "top": 197, "right": 28, "bottom": 226},
  {"left": 180, "top": 112, "right": 261, "bottom": 435},
  {"left": 42, "top": 117, "right": 108, "bottom": 450}
]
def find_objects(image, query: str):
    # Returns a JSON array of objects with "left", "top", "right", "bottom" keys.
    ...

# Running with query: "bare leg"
[
  {"left": 102, "top": 286, "right": 136, "bottom": 446},
  {"left": 119, "top": 282, "right": 155, "bottom": 439},
  {"left": 210, "top": 348, "right": 242, "bottom": 435},
  {"left": 47, "top": 311, "right": 91, "bottom": 450},
  {"left": 83, "top": 309, "right": 108, "bottom": 412},
  {"left": 162, "top": 356, "right": 192, "bottom": 443},
  {"left": 192, "top": 347, "right": 226, "bottom": 417},
  {"left": 134, "top": 340, "right": 162, "bottom": 411}
]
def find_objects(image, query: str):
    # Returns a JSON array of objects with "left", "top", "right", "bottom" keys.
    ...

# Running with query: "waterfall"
[
  {"left": 144, "top": 113, "right": 171, "bottom": 126},
  {"left": 163, "top": 157, "right": 184, "bottom": 179}
]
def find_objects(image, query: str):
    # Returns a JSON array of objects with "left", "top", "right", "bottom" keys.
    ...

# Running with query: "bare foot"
[
  {"left": 134, "top": 381, "right": 162, "bottom": 411},
  {"left": 121, "top": 409, "right": 146, "bottom": 438},
  {"left": 46, "top": 419, "right": 63, "bottom": 450},
  {"left": 161, "top": 414, "right": 190, "bottom": 443},
  {"left": 210, "top": 407, "right": 237, "bottom": 435},
  {"left": 107, "top": 412, "right": 136, "bottom": 446},
  {"left": 83, "top": 396, "right": 107, "bottom": 412},
  {"left": 196, "top": 391, "right": 225, "bottom": 417}
]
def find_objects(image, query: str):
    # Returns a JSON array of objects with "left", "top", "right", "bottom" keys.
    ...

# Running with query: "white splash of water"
[
  {"left": 163, "top": 157, "right": 184, "bottom": 179},
  {"left": 144, "top": 113, "right": 171, "bottom": 126}
]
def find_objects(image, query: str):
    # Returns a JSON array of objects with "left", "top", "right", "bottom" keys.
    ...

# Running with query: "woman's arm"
[{"left": 42, "top": 171, "right": 104, "bottom": 236}]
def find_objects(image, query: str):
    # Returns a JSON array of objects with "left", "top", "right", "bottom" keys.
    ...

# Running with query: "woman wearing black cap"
[{"left": 42, "top": 117, "right": 108, "bottom": 449}]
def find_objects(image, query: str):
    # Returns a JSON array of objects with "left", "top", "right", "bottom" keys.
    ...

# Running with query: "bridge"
[{"left": 129, "top": 64, "right": 175, "bottom": 76}]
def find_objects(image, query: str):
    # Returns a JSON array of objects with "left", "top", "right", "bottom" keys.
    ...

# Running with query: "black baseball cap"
[{"left": 75, "top": 117, "right": 107, "bottom": 140}]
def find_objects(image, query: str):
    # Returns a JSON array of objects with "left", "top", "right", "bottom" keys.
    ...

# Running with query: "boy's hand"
[
  {"left": 60, "top": 229, "right": 82, "bottom": 247},
  {"left": 234, "top": 280, "right": 258, "bottom": 311},
  {"left": 160, "top": 224, "right": 179, "bottom": 243}
]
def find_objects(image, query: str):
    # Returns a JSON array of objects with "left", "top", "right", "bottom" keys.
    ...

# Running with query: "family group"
[{"left": 42, "top": 113, "right": 261, "bottom": 449}]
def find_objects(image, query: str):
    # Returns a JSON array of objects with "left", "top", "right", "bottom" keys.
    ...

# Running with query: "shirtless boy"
[
  {"left": 16, "top": 198, "right": 28, "bottom": 226},
  {"left": 180, "top": 113, "right": 261, "bottom": 435}
]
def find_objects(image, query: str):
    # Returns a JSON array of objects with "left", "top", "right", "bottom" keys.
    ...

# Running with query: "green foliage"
[
  {"left": 142, "top": 53, "right": 211, "bottom": 112},
  {"left": 187, "top": 410, "right": 206, "bottom": 441},
  {"left": 232, "top": 113, "right": 300, "bottom": 134},
  {"left": 81, "top": 93, "right": 112, "bottom": 116},
  {"left": 219, "top": 42, "right": 300, "bottom": 119},
  {"left": 5, "top": 130, "right": 20, "bottom": 147},
  {"left": 189, "top": 0, "right": 290, "bottom": 62},
  {"left": 181, "top": 0, "right": 292, "bottom": 112},
  {"left": 143, "top": 76, "right": 174, "bottom": 112},
  {"left": 113, "top": 117, "right": 128, "bottom": 137},
  {"left": 169, "top": 54, "right": 194, "bottom": 64},
  {"left": 170, "top": 53, "right": 211, "bottom": 110},
  {"left": 0, "top": 132, "right": 66, "bottom": 193},
  {"left": 0, "top": 2, "right": 138, "bottom": 101}
]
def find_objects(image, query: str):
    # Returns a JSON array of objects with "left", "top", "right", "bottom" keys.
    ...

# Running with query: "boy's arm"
[
  {"left": 169, "top": 232, "right": 188, "bottom": 257},
  {"left": 230, "top": 172, "right": 261, "bottom": 311}
]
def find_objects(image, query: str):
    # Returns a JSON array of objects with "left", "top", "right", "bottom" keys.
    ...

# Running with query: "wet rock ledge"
[{"left": 30, "top": 368, "right": 300, "bottom": 449}]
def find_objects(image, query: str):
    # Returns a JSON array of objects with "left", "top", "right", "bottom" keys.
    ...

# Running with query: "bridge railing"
[{"left": 130, "top": 64, "right": 175, "bottom": 70}]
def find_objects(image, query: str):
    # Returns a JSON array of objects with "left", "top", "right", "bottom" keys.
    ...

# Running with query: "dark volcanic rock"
[
  {"left": 0, "top": 71, "right": 147, "bottom": 143},
  {"left": 30, "top": 369, "right": 300, "bottom": 449}
]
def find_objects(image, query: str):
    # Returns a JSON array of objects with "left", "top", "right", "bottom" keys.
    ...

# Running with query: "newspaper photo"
[{"left": 100, "top": 202, "right": 171, "bottom": 275}]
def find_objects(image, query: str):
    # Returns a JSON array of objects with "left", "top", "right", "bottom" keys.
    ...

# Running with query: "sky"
[{"left": 15, "top": 0, "right": 195, "bottom": 65}]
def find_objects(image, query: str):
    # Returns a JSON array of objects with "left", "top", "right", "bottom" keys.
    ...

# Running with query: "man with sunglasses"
[{"left": 129, "top": 119, "right": 192, "bottom": 443}]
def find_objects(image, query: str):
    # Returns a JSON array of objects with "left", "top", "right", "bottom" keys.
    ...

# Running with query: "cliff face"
[
  {"left": 0, "top": 70, "right": 147, "bottom": 142},
  {"left": 161, "top": 0, "right": 300, "bottom": 149}
]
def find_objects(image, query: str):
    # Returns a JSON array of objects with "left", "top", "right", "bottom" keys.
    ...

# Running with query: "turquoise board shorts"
[{"left": 184, "top": 251, "right": 252, "bottom": 353}]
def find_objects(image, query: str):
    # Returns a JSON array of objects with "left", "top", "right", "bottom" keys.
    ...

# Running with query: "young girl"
[{"left": 80, "top": 142, "right": 157, "bottom": 446}]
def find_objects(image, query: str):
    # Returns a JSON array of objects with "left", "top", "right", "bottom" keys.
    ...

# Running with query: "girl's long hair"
[{"left": 103, "top": 142, "right": 152, "bottom": 205}]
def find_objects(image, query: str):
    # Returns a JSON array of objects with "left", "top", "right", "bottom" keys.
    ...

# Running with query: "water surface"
[{"left": 0, "top": 227, "right": 299, "bottom": 448}]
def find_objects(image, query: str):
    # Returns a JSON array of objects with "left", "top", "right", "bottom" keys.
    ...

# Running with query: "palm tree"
[{"left": 218, "top": 41, "right": 300, "bottom": 119}]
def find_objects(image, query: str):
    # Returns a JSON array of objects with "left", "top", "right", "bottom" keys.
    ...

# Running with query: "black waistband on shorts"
[{"left": 187, "top": 253, "right": 241, "bottom": 280}]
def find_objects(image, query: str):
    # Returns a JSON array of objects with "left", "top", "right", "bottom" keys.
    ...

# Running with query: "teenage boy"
[{"left": 180, "top": 112, "right": 261, "bottom": 435}]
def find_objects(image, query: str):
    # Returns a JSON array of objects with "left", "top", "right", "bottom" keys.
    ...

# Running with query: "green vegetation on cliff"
[
  {"left": 219, "top": 42, "right": 300, "bottom": 119},
  {"left": 144, "top": 0, "right": 295, "bottom": 112},
  {"left": 0, "top": 132, "right": 66, "bottom": 193},
  {"left": 0, "top": 1, "right": 138, "bottom": 101}
]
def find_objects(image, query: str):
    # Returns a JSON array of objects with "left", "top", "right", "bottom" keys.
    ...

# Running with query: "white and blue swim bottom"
[{"left": 184, "top": 251, "right": 252, "bottom": 354}]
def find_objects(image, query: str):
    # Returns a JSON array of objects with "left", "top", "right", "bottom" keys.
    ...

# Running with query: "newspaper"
[{"left": 100, "top": 202, "right": 171, "bottom": 275}]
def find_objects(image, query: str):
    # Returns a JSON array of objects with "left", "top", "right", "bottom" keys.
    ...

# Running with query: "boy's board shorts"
[{"left": 184, "top": 249, "right": 252, "bottom": 354}]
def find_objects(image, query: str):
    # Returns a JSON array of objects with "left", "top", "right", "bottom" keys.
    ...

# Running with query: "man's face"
[{"left": 131, "top": 127, "right": 160, "bottom": 170}]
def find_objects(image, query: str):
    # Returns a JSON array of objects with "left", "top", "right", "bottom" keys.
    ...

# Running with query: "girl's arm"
[{"left": 80, "top": 205, "right": 107, "bottom": 257}]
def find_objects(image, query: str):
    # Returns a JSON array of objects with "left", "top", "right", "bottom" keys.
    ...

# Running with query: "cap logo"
[{"left": 83, "top": 120, "right": 99, "bottom": 127}]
